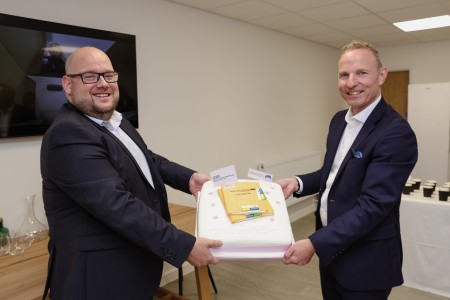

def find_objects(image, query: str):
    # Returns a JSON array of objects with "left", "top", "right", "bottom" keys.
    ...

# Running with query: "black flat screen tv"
[{"left": 0, "top": 13, "right": 138, "bottom": 139}]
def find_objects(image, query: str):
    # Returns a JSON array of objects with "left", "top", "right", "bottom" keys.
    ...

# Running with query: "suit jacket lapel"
[
  {"left": 66, "top": 102, "right": 160, "bottom": 197},
  {"left": 118, "top": 121, "right": 170, "bottom": 218},
  {"left": 323, "top": 112, "right": 347, "bottom": 182},
  {"left": 334, "top": 98, "right": 388, "bottom": 180},
  {"left": 118, "top": 120, "right": 160, "bottom": 191},
  {"left": 350, "top": 98, "right": 387, "bottom": 152}
]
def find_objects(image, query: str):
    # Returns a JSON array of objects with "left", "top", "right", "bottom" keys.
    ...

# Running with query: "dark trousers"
[{"left": 320, "top": 263, "right": 392, "bottom": 300}]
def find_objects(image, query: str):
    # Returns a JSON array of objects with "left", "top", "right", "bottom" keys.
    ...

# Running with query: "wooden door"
[{"left": 381, "top": 70, "right": 409, "bottom": 118}]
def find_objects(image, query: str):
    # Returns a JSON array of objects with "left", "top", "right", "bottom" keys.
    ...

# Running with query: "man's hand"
[
  {"left": 187, "top": 237, "right": 222, "bottom": 267},
  {"left": 276, "top": 177, "right": 299, "bottom": 200},
  {"left": 282, "top": 238, "right": 315, "bottom": 266},
  {"left": 189, "top": 172, "right": 211, "bottom": 199}
]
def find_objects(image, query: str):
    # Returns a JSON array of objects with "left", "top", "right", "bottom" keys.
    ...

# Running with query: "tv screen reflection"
[{"left": 0, "top": 13, "right": 138, "bottom": 139}]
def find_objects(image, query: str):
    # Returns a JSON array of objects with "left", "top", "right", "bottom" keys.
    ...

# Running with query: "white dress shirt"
[{"left": 87, "top": 111, "right": 155, "bottom": 188}]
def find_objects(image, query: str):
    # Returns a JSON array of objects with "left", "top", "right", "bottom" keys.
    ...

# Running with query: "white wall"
[
  {"left": 380, "top": 40, "right": 450, "bottom": 84},
  {"left": 0, "top": 0, "right": 342, "bottom": 232},
  {"left": 380, "top": 40, "right": 450, "bottom": 183},
  {"left": 408, "top": 83, "right": 450, "bottom": 184}
]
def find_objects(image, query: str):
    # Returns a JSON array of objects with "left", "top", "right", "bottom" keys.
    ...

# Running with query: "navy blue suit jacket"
[
  {"left": 296, "top": 98, "right": 417, "bottom": 291},
  {"left": 40, "top": 102, "right": 196, "bottom": 299}
]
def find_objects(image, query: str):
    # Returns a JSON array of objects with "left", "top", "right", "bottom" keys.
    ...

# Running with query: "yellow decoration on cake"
[{"left": 218, "top": 181, "right": 274, "bottom": 223}]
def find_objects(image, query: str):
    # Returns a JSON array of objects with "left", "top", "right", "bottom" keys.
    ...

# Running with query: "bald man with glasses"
[{"left": 40, "top": 46, "right": 222, "bottom": 300}]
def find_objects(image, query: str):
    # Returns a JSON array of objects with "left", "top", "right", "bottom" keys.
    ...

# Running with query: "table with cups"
[{"left": 400, "top": 179, "right": 450, "bottom": 298}]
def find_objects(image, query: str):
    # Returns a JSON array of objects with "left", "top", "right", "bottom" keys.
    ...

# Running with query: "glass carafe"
[{"left": 16, "top": 194, "right": 48, "bottom": 244}]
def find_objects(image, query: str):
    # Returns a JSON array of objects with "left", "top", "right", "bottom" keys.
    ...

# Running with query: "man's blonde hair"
[{"left": 341, "top": 40, "right": 383, "bottom": 69}]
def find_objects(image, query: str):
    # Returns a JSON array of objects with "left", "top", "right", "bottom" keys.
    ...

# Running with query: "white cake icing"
[{"left": 196, "top": 180, "right": 294, "bottom": 259}]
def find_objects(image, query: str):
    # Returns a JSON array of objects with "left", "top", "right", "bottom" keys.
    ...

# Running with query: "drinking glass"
[{"left": 8, "top": 232, "right": 31, "bottom": 256}]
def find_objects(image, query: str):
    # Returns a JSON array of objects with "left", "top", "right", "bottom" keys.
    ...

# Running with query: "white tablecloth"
[{"left": 401, "top": 190, "right": 450, "bottom": 298}]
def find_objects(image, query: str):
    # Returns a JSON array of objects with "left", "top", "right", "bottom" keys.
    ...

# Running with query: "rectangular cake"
[{"left": 196, "top": 179, "right": 294, "bottom": 259}]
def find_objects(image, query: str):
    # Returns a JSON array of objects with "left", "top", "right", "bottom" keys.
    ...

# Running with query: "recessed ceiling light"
[{"left": 394, "top": 15, "right": 450, "bottom": 32}]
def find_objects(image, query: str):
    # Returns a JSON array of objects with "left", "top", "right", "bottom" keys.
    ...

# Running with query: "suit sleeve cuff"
[{"left": 295, "top": 176, "right": 303, "bottom": 194}]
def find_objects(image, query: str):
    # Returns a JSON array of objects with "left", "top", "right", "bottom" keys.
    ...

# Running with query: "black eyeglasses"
[{"left": 66, "top": 72, "right": 119, "bottom": 84}]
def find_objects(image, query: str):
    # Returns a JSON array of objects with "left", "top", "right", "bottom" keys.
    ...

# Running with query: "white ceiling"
[{"left": 164, "top": 0, "right": 450, "bottom": 48}]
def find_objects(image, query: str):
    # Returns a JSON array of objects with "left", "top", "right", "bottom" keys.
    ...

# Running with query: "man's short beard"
[{"left": 71, "top": 93, "right": 119, "bottom": 120}]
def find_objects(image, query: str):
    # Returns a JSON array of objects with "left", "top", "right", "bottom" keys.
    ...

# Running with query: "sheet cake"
[{"left": 196, "top": 180, "right": 294, "bottom": 259}]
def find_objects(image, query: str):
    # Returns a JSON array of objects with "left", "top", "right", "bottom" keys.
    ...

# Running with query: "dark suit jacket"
[
  {"left": 40, "top": 102, "right": 197, "bottom": 299},
  {"left": 296, "top": 98, "right": 417, "bottom": 291}
]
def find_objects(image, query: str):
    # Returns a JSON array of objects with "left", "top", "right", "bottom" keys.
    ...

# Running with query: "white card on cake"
[{"left": 196, "top": 179, "right": 294, "bottom": 260}]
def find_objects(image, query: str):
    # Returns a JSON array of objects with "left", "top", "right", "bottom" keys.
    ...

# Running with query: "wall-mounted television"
[{"left": 0, "top": 13, "right": 138, "bottom": 139}]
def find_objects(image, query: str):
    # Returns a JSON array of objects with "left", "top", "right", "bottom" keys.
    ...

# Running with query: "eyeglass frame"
[{"left": 66, "top": 72, "right": 119, "bottom": 84}]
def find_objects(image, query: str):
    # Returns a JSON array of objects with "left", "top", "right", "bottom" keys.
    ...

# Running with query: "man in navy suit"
[
  {"left": 40, "top": 46, "right": 222, "bottom": 300},
  {"left": 277, "top": 40, "right": 417, "bottom": 299}
]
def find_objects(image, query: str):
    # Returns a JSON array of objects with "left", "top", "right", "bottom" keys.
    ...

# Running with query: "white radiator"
[
  {"left": 257, "top": 151, "right": 321, "bottom": 221},
  {"left": 257, "top": 151, "right": 321, "bottom": 179}
]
